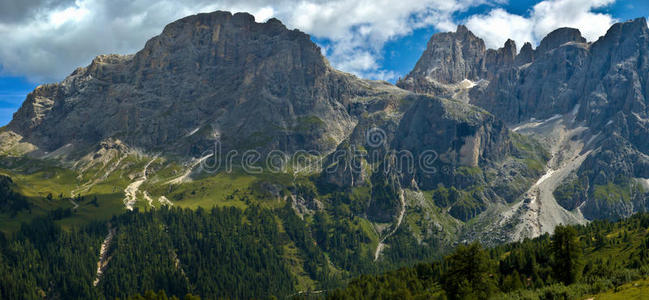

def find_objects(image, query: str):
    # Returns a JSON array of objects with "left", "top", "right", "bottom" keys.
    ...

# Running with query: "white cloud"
[
  {"left": 0, "top": 0, "right": 499, "bottom": 82},
  {"left": 466, "top": 0, "right": 617, "bottom": 50},
  {"left": 0, "top": 0, "right": 624, "bottom": 82},
  {"left": 466, "top": 9, "right": 535, "bottom": 49},
  {"left": 287, "top": 0, "right": 503, "bottom": 80},
  {"left": 49, "top": 4, "right": 90, "bottom": 27}
]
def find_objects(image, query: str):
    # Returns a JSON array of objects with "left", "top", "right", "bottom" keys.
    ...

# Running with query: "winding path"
[
  {"left": 93, "top": 224, "right": 116, "bottom": 286},
  {"left": 123, "top": 156, "right": 157, "bottom": 210},
  {"left": 374, "top": 189, "right": 406, "bottom": 261}
]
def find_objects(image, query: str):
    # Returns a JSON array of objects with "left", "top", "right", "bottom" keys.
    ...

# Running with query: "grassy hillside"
[
  {"left": 1, "top": 149, "right": 649, "bottom": 299},
  {"left": 584, "top": 277, "right": 649, "bottom": 299}
]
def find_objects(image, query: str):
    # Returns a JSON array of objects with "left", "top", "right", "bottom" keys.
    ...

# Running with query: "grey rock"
[
  {"left": 515, "top": 42, "right": 535, "bottom": 65},
  {"left": 396, "top": 25, "right": 488, "bottom": 94},
  {"left": 7, "top": 11, "right": 372, "bottom": 157},
  {"left": 403, "top": 18, "right": 649, "bottom": 221},
  {"left": 485, "top": 39, "right": 516, "bottom": 79},
  {"left": 535, "top": 28, "right": 586, "bottom": 55}
]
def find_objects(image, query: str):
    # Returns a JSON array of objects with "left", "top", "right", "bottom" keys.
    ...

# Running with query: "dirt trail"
[
  {"left": 93, "top": 224, "right": 116, "bottom": 287},
  {"left": 167, "top": 154, "right": 211, "bottom": 185},
  {"left": 374, "top": 189, "right": 406, "bottom": 261},
  {"left": 123, "top": 156, "right": 157, "bottom": 210},
  {"left": 69, "top": 198, "right": 79, "bottom": 210}
]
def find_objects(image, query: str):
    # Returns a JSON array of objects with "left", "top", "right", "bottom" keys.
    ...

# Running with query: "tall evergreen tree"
[
  {"left": 441, "top": 243, "right": 497, "bottom": 299},
  {"left": 551, "top": 225, "right": 583, "bottom": 285}
]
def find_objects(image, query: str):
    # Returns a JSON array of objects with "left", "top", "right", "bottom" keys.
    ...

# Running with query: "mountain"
[
  {"left": 4, "top": 11, "right": 368, "bottom": 157},
  {"left": 399, "top": 18, "right": 649, "bottom": 241},
  {"left": 0, "top": 11, "right": 546, "bottom": 296},
  {"left": 2, "top": 9, "right": 649, "bottom": 298},
  {"left": 0, "top": 10, "right": 544, "bottom": 243}
]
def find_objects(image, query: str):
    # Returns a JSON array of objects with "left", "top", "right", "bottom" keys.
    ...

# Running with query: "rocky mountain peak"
[
  {"left": 396, "top": 25, "right": 487, "bottom": 94},
  {"left": 132, "top": 11, "right": 325, "bottom": 78},
  {"left": 515, "top": 42, "right": 535, "bottom": 65},
  {"left": 485, "top": 39, "right": 517, "bottom": 77},
  {"left": 503, "top": 39, "right": 517, "bottom": 52},
  {"left": 397, "top": 26, "right": 525, "bottom": 95},
  {"left": 455, "top": 24, "right": 469, "bottom": 34},
  {"left": 590, "top": 17, "right": 649, "bottom": 57},
  {"left": 602, "top": 17, "right": 648, "bottom": 38},
  {"left": 3, "top": 10, "right": 362, "bottom": 157},
  {"left": 536, "top": 27, "right": 587, "bottom": 54}
]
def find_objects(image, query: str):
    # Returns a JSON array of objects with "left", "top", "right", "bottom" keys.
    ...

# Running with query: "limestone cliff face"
[
  {"left": 396, "top": 25, "right": 488, "bottom": 95},
  {"left": 318, "top": 92, "right": 541, "bottom": 222},
  {"left": 389, "top": 96, "right": 539, "bottom": 222},
  {"left": 6, "top": 11, "right": 370, "bottom": 157},
  {"left": 485, "top": 39, "right": 516, "bottom": 79},
  {"left": 396, "top": 26, "right": 518, "bottom": 100},
  {"left": 464, "top": 19, "right": 649, "bottom": 128},
  {"left": 401, "top": 18, "right": 649, "bottom": 221},
  {"left": 393, "top": 96, "right": 510, "bottom": 174},
  {"left": 472, "top": 30, "right": 591, "bottom": 123}
]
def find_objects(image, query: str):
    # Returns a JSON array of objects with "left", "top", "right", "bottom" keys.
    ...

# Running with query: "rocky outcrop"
[
  {"left": 396, "top": 27, "right": 519, "bottom": 99},
  {"left": 485, "top": 39, "right": 516, "bottom": 78},
  {"left": 396, "top": 25, "right": 488, "bottom": 95},
  {"left": 469, "top": 27, "right": 591, "bottom": 124},
  {"left": 393, "top": 96, "right": 510, "bottom": 176},
  {"left": 535, "top": 28, "right": 587, "bottom": 55},
  {"left": 515, "top": 42, "right": 534, "bottom": 65}
]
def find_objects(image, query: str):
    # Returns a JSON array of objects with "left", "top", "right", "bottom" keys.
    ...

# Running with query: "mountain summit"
[{"left": 4, "top": 11, "right": 374, "bottom": 158}]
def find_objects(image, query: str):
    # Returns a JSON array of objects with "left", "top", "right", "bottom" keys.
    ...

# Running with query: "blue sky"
[{"left": 0, "top": 0, "right": 647, "bottom": 126}]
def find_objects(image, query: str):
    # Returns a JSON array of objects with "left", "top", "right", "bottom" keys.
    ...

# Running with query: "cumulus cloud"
[
  {"left": 465, "top": 0, "right": 617, "bottom": 50},
  {"left": 288, "top": 0, "right": 510, "bottom": 80},
  {"left": 0, "top": 0, "right": 500, "bottom": 82}
]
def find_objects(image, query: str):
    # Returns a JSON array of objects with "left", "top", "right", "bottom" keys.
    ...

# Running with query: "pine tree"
[
  {"left": 441, "top": 243, "right": 497, "bottom": 299},
  {"left": 551, "top": 225, "right": 583, "bottom": 285}
]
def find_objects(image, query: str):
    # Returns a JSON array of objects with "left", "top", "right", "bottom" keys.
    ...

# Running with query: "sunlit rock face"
[{"left": 6, "top": 11, "right": 375, "bottom": 157}]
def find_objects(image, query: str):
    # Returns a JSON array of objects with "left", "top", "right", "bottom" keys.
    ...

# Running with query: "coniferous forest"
[
  {"left": 328, "top": 214, "right": 649, "bottom": 299},
  {"left": 1, "top": 202, "right": 649, "bottom": 299},
  {"left": 0, "top": 206, "right": 292, "bottom": 299}
]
